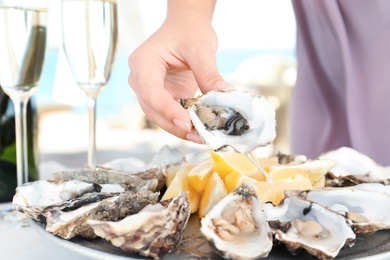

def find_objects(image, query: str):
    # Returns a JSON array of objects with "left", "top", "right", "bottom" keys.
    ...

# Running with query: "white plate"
[{"left": 32, "top": 215, "right": 390, "bottom": 260}]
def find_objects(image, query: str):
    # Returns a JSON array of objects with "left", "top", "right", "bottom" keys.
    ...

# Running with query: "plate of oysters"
[{"left": 13, "top": 90, "right": 390, "bottom": 259}]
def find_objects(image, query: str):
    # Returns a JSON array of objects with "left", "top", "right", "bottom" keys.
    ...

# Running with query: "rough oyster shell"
[
  {"left": 12, "top": 180, "right": 113, "bottom": 222},
  {"left": 12, "top": 178, "right": 160, "bottom": 239},
  {"left": 88, "top": 192, "right": 191, "bottom": 259},
  {"left": 45, "top": 190, "right": 160, "bottom": 239},
  {"left": 181, "top": 90, "right": 276, "bottom": 153},
  {"left": 264, "top": 195, "right": 356, "bottom": 259},
  {"left": 319, "top": 147, "right": 390, "bottom": 186},
  {"left": 52, "top": 167, "right": 159, "bottom": 192},
  {"left": 293, "top": 187, "right": 390, "bottom": 236},
  {"left": 97, "top": 165, "right": 167, "bottom": 191},
  {"left": 200, "top": 183, "right": 273, "bottom": 260}
]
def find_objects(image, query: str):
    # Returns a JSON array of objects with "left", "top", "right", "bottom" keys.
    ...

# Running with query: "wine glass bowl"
[
  {"left": 0, "top": 2, "right": 48, "bottom": 186},
  {"left": 61, "top": 0, "right": 118, "bottom": 168}
]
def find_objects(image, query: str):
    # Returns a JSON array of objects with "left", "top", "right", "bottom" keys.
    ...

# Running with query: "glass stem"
[
  {"left": 246, "top": 152, "right": 273, "bottom": 183},
  {"left": 13, "top": 99, "right": 29, "bottom": 186},
  {"left": 87, "top": 95, "right": 97, "bottom": 169}
]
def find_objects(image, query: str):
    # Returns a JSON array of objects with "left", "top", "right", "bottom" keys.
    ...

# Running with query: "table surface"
[{"left": 0, "top": 203, "right": 93, "bottom": 260}]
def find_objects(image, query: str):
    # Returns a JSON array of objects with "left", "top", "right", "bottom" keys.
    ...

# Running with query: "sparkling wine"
[
  {"left": 0, "top": 7, "right": 47, "bottom": 96},
  {"left": 0, "top": 6, "right": 46, "bottom": 193},
  {"left": 62, "top": 0, "right": 118, "bottom": 93},
  {"left": 62, "top": 0, "right": 118, "bottom": 168}
]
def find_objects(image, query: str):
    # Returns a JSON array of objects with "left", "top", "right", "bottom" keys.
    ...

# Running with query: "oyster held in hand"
[{"left": 181, "top": 90, "right": 276, "bottom": 153}]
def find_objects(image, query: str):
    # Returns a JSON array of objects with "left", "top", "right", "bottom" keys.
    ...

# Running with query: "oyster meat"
[
  {"left": 88, "top": 192, "right": 191, "bottom": 259},
  {"left": 181, "top": 90, "right": 276, "bottom": 153},
  {"left": 294, "top": 187, "right": 390, "bottom": 236},
  {"left": 200, "top": 183, "right": 273, "bottom": 260},
  {"left": 264, "top": 195, "right": 356, "bottom": 259}
]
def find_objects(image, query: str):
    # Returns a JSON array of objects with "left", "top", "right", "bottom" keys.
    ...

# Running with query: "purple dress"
[{"left": 290, "top": 0, "right": 390, "bottom": 165}]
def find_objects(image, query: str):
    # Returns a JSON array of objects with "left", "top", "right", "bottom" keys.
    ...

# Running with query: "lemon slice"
[
  {"left": 224, "top": 171, "right": 260, "bottom": 193},
  {"left": 269, "top": 158, "right": 336, "bottom": 188},
  {"left": 198, "top": 172, "right": 228, "bottom": 218},
  {"left": 211, "top": 150, "right": 274, "bottom": 181},
  {"left": 255, "top": 177, "right": 312, "bottom": 205},
  {"left": 166, "top": 162, "right": 191, "bottom": 187},
  {"left": 186, "top": 159, "right": 214, "bottom": 193},
  {"left": 162, "top": 164, "right": 200, "bottom": 213}
]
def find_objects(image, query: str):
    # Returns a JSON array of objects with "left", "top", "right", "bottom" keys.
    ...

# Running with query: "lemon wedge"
[
  {"left": 269, "top": 158, "right": 336, "bottom": 188},
  {"left": 255, "top": 177, "right": 312, "bottom": 205},
  {"left": 198, "top": 172, "right": 228, "bottom": 218},
  {"left": 162, "top": 164, "right": 200, "bottom": 213},
  {"left": 186, "top": 159, "right": 214, "bottom": 193},
  {"left": 211, "top": 150, "right": 273, "bottom": 181}
]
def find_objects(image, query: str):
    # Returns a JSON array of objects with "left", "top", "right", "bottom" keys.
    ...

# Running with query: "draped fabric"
[{"left": 290, "top": 0, "right": 390, "bottom": 165}]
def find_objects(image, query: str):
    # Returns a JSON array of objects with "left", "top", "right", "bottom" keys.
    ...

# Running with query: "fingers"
[
  {"left": 128, "top": 53, "right": 203, "bottom": 144},
  {"left": 185, "top": 40, "right": 236, "bottom": 94},
  {"left": 190, "top": 55, "right": 235, "bottom": 94},
  {"left": 136, "top": 90, "right": 204, "bottom": 145}
]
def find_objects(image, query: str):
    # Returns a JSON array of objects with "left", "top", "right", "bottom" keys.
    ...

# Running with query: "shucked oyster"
[
  {"left": 181, "top": 90, "right": 276, "bottom": 154},
  {"left": 12, "top": 180, "right": 111, "bottom": 222},
  {"left": 319, "top": 147, "right": 390, "bottom": 186},
  {"left": 264, "top": 195, "right": 356, "bottom": 259},
  {"left": 200, "top": 183, "right": 273, "bottom": 260},
  {"left": 46, "top": 190, "right": 160, "bottom": 239},
  {"left": 88, "top": 192, "right": 191, "bottom": 259},
  {"left": 293, "top": 187, "right": 390, "bottom": 236}
]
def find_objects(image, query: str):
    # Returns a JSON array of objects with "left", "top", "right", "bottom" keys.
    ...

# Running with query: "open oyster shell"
[
  {"left": 264, "top": 195, "right": 356, "bottom": 259},
  {"left": 88, "top": 192, "right": 191, "bottom": 259},
  {"left": 200, "top": 183, "right": 273, "bottom": 260},
  {"left": 319, "top": 147, "right": 390, "bottom": 186},
  {"left": 181, "top": 90, "right": 276, "bottom": 153},
  {"left": 46, "top": 190, "right": 160, "bottom": 239},
  {"left": 12, "top": 180, "right": 117, "bottom": 222},
  {"left": 350, "top": 182, "right": 390, "bottom": 195},
  {"left": 293, "top": 186, "right": 390, "bottom": 236},
  {"left": 12, "top": 178, "right": 160, "bottom": 239}
]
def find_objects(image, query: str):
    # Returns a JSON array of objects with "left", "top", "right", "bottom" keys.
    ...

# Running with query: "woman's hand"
[{"left": 128, "top": 0, "right": 234, "bottom": 143}]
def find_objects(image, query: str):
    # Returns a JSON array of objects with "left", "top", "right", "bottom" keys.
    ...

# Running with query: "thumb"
[{"left": 189, "top": 52, "right": 235, "bottom": 93}]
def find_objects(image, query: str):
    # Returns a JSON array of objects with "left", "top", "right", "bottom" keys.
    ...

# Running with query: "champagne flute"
[
  {"left": 61, "top": 0, "right": 117, "bottom": 169},
  {"left": 0, "top": 1, "right": 47, "bottom": 187},
  {"left": 0, "top": 0, "right": 47, "bottom": 224}
]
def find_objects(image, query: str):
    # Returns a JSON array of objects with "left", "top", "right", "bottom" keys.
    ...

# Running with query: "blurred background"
[{"left": 37, "top": 0, "right": 297, "bottom": 167}]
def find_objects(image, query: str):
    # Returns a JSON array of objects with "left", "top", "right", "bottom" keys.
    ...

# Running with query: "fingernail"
[
  {"left": 173, "top": 118, "right": 192, "bottom": 132},
  {"left": 186, "top": 132, "right": 204, "bottom": 144},
  {"left": 214, "top": 81, "right": 236, "bottom": 91}
]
